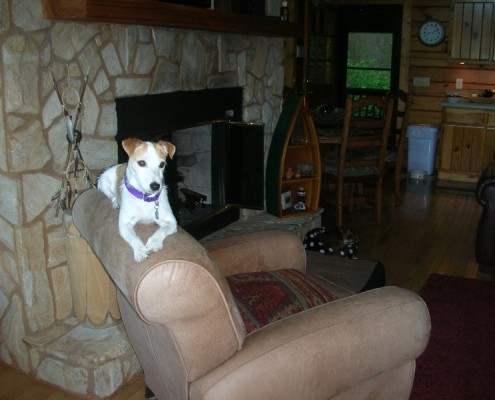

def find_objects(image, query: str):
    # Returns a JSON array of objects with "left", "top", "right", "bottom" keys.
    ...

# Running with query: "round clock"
[{"left": 419, "top": 20, "right": 445, "bottom": 46}]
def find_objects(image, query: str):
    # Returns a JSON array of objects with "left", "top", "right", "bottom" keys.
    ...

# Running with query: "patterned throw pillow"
[{"left": 226, "top": 269, "right": 337, "bottom": 334}]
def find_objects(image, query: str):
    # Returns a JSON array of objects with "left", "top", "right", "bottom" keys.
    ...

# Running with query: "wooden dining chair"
[
  {"left": 321, "top": 95, "right": 394, "bottom": 226},
  {"left": 385, "top": 90, "right": 411, "bottom": 202}
]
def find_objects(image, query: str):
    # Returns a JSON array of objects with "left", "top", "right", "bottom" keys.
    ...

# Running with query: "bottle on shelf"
[
  {"left": 280, "top": 1, "right": 289, "bottom": 22},
  {"left": 294, "top": 186, "right": 306, "bottom": 211}
]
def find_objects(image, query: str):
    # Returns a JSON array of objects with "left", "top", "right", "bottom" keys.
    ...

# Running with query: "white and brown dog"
[{"left": 97, "top": 138, "right": 177, "bottom": 262}]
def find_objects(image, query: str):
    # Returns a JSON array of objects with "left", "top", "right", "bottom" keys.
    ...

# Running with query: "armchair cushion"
[{"left": 227, "top": 269, "right": 337, "bottom": 333}]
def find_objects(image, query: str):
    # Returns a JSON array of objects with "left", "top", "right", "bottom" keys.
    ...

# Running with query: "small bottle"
[
  {"left": 294, "top": 186, "right": 306, "bottom": 211},
  {"left": 280, "top": 1, "right": 289, "bottom": 22},
  {"left": 285, "top": 167, "right": 294, "bottom": 180}
]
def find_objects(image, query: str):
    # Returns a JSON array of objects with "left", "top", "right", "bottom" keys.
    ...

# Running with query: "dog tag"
[{"left": 154, "top": 201, "right": 159, "bottom": 219}]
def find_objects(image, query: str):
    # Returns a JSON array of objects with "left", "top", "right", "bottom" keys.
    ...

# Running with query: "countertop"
[{"left": 440, "top": 100, "right": 495, "bottom": 111}]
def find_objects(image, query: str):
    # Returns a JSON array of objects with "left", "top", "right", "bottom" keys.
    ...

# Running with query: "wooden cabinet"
[
  {"left": 439, "top": 105, "right": 495, "bottom": 182},
  {"left": 266, "top": 96, "right": 321, "bottom": 218},
  {"left": 449, "top": 0, "right": 495, "bottom": 62}
]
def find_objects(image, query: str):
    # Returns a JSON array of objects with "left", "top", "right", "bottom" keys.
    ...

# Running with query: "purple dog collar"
[{"left": 124, "top": 175, "right": 161, "bottom": 202}]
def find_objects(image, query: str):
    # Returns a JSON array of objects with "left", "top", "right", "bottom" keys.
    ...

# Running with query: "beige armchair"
[{"left": 72, "top": 189, "right": 430, "bottom": 400}]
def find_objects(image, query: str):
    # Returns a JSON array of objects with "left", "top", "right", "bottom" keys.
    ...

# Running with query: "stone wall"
[{"left": 0, "top": 0, "right": 285, "bottom": 396}]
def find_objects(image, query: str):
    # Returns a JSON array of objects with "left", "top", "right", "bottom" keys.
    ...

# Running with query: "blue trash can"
[{"left": 407, "top": 124, "right": 440, "bottom": 175}]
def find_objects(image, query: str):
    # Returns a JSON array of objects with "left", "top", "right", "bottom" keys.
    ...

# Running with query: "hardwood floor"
[
  {"left": 1, "top": 173, "right": 493, "bottom": 399},
  {"left": 321, "top": 173, "right": 493, "bottom": 293}
]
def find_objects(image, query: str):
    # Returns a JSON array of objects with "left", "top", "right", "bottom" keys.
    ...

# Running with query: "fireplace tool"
[{"left": 50, "top": 70, "right": 95, "bottom": 216}]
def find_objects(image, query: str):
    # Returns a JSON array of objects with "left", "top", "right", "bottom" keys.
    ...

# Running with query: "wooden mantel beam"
[{"left": 42, "top": 0, "right": 303, "bottom": 37}]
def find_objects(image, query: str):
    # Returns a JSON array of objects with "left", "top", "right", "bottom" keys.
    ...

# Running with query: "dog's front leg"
[
  {"left": 119, "top": 216, "right": 149, "bottom": 262},
  {"left": 146, "top": 216, "right": 177, "bottom": 254}
]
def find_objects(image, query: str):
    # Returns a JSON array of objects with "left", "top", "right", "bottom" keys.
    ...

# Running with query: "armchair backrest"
[{"left": 72, "top": 189, "right": 246, "bottom": 396}]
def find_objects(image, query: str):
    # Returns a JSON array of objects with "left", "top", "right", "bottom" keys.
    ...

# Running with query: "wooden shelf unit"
[
  {"left": 42, "top": 0, "right": 303, "bottom": 37},
  {"left": 266, "top": 96, "right": 321, "bottom": 218}
]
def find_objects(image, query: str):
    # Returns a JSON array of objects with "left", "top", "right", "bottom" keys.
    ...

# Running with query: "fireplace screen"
[{"left": 212, "top": 121, "right": 264, "bottom": 210}]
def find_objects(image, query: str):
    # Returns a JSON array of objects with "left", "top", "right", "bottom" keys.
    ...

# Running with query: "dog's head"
[{"left": 122, "top": 138, "right": 176, "bottom": 195}]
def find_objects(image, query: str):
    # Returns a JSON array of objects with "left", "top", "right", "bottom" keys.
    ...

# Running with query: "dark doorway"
[{"left": 334, "top": 5, "right": 403, "bottom": 107}]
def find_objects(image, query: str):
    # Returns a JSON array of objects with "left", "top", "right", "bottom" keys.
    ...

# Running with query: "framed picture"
[{"left": 281, "top": 190, "right": 292, "bottom": 210}]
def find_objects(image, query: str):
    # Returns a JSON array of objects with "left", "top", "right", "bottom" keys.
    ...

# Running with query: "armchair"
[
  {"left": 475, "top": 160, "right": 495, "bottom": 273},
  {"left": 72, "top": 189, "right": 430, "bottom": 400}
]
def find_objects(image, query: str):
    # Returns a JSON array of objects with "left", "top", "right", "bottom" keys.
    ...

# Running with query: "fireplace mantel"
[{"left": 42, "top": 0, "right": 303, "bottom": 37}]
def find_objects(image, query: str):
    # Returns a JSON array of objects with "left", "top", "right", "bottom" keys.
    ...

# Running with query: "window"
[
  {"left": 335, "top": 5, "right": 402, "bottom": 106},
  {"left": 346, "top": 32, "right": 393, "bottom": 91}
]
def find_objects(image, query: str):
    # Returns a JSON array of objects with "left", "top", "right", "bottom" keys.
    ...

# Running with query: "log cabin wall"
[
  {"left": 410, "top": 0, "right": 495, "bottom": 126},
  {"left": 326, "top": 0, "right": 495, "bottom": 126}
]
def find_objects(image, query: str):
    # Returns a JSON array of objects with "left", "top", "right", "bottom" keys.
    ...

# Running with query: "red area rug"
[{"left": 410, "top": 273, "right": 495, "bottom": 400}]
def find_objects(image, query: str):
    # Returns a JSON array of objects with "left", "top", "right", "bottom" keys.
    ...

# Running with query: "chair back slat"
[
  {"left": 339, "top": 95, "right": 393, "bottom": 171},
  {"left": 321, "top": 93, "right": 394, "bottom": 225},
  {"left": 386, "top": 90, "right": 411, "bottom": 202}
]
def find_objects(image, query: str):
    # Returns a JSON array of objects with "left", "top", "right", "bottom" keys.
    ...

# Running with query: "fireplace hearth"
[{"left": 115, "top": 87, "right": 265, "bottom": 239}]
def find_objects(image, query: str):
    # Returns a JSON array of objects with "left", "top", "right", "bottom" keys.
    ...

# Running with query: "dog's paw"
[
  {"left": 110, "top": 197, "right": 120, "bottom": 208},
  {"left": 133, "top": 247, "right": 149, "bottom": 262},
  {"left": 145, "top": 237, "right": 163, "bottom": 254}
]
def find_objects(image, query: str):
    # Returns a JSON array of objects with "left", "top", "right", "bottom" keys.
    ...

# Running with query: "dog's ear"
[
  {"left": 122, "top": 138, "right": 143, "bottom": 156},
  {"left": 158, "top": 141, "right": 176, "bottom": 159}
]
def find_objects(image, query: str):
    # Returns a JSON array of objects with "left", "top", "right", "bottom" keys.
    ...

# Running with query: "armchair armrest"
[
  {"left": 190, "top": 286, "right": 431, "bottom": 400},
  {"left": 476, "top": 160, "right": 495, "bottom": 271},
  {"left": 72, "top": 189, "right": 247, "bottom": 379},
  {"left": 202, "top": 230, "right": 307, "bottom": 276},
  {"left": 476, "top": 159, "right": 495, "bottom": 205}
]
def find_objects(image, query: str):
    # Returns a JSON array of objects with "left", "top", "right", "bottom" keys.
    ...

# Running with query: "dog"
[{"left": 97, "top": 138, "right": 177, "bottom": 262}]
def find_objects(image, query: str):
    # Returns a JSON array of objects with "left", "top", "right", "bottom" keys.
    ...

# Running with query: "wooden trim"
[{"left": 42, "top": 0, "right": 303, "bottom": 37}]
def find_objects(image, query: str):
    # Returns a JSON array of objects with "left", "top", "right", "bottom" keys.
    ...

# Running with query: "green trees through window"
[{"left": 346, "top": 32, "right": 393, "bottom": 90}]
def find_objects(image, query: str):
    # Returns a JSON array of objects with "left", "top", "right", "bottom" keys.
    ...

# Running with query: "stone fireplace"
[{"left": 0, "top": 0, "right": 284, "bottom": 397}]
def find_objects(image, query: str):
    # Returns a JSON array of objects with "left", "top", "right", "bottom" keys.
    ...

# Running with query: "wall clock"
[{"left": 419, "top": 20, "right": 445, "bottom": 46}]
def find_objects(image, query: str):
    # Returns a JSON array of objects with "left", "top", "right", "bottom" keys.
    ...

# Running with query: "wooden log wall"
[
  {"left": 326, "top": 0, "right": 495, "bottom": 126},
  {"left": 409, "top": 0, "right": 495, "bottom": 126}
]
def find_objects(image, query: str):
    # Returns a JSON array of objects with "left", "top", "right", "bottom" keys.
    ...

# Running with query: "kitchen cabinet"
[
  {"left": 266, "top": 96, "right": 321, "bottom": 218},
  {"left": 449, "top": 0, "right": 495, "bottom": 62},
  {"left": 439, "top": 103, "right": 495, "bottom": 182}
]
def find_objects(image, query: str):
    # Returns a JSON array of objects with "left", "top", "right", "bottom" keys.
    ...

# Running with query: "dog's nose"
[{"left": 150, "top": 182, "right": 161, "bottom": 192}]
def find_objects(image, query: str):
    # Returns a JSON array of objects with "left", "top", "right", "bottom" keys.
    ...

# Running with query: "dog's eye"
[
  {"left": 159, "top": 161, "right": 166, "bottom": 168},
  {"left": 138, "top": 160, "right": 146, "bottom": 167}
]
